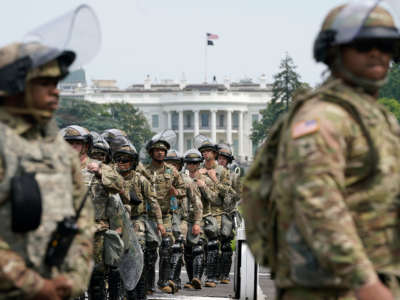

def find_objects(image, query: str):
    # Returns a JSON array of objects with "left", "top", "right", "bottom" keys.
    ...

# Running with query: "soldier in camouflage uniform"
[
  {"left": 216, "top": 143, "right": 242, "bottom": 284},
  {"left": 164, "top": 150, "right": 203, "bottom": 291},
  {"left": 243, "top": 2, "right": 400, "bottom": 300},
  {"left": 140, "top": 133, "right": 185, "bottom": 294},
  {"left": 183, "top": 149, "right": 218, "bottom": 290},
  {"left": 196, "top": 136, "right": 232, "bottom": 287},
  {"left": 110, "top": 135, "right": 164, "bottom": 300},
  {"left": 89, "top": 131, "right": 112, "bottom": 164},
  {"left": 0, "top": 31, "right": 95, "bottom": 300},
  {"left": 63, "top": 126, "right": 128, "bottom": 300}
]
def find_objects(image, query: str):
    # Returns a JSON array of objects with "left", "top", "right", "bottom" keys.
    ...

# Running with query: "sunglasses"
[
  {"left": 347, "top": 39, "right": 397, "bottom": 54},
  {"left": 114, "top": 157, "right": 132, "bottom": 163}
]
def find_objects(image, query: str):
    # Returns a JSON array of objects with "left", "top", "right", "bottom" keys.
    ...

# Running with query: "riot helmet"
[
  {"left": 147, "top": 129, "right": 176, "bottom": 154},
  {"left": 194, "top": 134, "right": 217, "bottom": 153},
  {"left": 183, "top": 149, "right": 204, "bottom": 164},
  {"left": 217, "top": 143, "right": 234, "bottom": 164},
  {"left": 111, "top": 136, "right": 139, "bottom": 171},
  {"left": 89, "top": 131, "right": 111, "bottom": 163},
  {"left": 61, "top": 125, "right": 92, "bottom": 155},
  {"left": 164, "top": 149, "right": 183, "bottom": 171}
]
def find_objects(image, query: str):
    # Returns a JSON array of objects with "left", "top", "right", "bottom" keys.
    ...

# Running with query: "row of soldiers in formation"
[{"left": 61, "top": 125, "right": 242, "bottom": 299}]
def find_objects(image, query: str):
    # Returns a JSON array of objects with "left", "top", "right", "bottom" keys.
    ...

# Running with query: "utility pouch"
[
  {"left": 10, "top": 172, "right": 42, "bottom": 233},
  {"left": 129, "top": 188, "right": 142, "bottom": 205}
]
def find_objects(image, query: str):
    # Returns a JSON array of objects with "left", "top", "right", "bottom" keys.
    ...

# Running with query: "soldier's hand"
[
  {"left": 196, "top": 179, "right": 205, "bottom": 187},
  {"left": 192, "top": 224, "right": 201, "bottom": 235},
  {"left": 53, "top": 275, "right": 73, "bottom": 299},
  {"left": 32, "top": 279, "right": 62, "bottom": 300},
  {"left": 169, "top": 186, "right": 178, "bottom": 196},
  {"left": 199, "top": 168, "right": 207, "bottom": 175},
  {"left": 157, "top": 224, "right": 166, "bottom": 236},
  {"left": 207, "top": 169, "right": 218, "bottom": 182},
  {"left": 356, "top": 280, "right": 394, "bottom": 300},
  {"left": 87, "top": 162, "right": 102, "bottom": 175}
]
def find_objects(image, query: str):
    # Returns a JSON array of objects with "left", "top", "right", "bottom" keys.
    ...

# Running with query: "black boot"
[
  {"left": 192, "top": 239, "right": 204, "bottom": 290},
  {"left": 88, "top": 267, "right": 106, "bottom": 300},
  {"left": 158, "top": 236, "right": 173, "bottom": 293},
  {"left": 108, "top": 266, "right": 122, "bottom": 300},
  {"left": 168, "top": 235, "right": 184, "bottom": 292},
  {"left": 183, "top": 244, "right": 194, "bottom": 289},
  {"left": 205, "top": 239, "right": 219, "bottom": 287},
  {"left": 220, "top": 240, "right": 233, "bottom": 283},
  {"left": 144, "top": 244, "right": 158, "bottom": 295}
]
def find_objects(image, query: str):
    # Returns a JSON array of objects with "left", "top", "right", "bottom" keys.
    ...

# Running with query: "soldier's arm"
[
  {"left": 141, "top": 175, "right": 163, "bottom": 225},
  {"left": 199, "top": 176, "right": 219, "bottom": 205},
  {"left": 100, "top": 164, "right": 130, "bottom": 200},
  {"left": 285, "top": 102, "right": 378, "bottom": 289},
  {"left": 173, "top": 169, "right": 186, "bottom": 199},
  {"left": 189, "top": 182, "right": 203, "bottom": 225},
  {"left": 64, "top": 153, "right": 95, "bottom": 297}
]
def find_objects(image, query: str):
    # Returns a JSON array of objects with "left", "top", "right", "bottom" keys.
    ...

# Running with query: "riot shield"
[
  {"left": 24, "top": 4, "right": 101, "bottom": 70},
  {"left": 193, "top": 134, "right": 213, "bottom": 149},
  {"left": 109, "top": 195, "right": 144, "bottom": 291}
]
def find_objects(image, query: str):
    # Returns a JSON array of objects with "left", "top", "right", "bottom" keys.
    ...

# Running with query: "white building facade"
[{"left": 61, "top": 77, "right": 271, "bottom": 162}]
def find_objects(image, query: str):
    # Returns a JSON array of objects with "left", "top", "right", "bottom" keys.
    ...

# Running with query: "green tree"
[
  {"left": 56, "top": 98, "right": 152, "bottom": 150},
  {"left": 379, "top": 63, "right": 400, "bottom": 101},
  {"left": 378, "top": 97, "right": 400, "bottom": 122},
  {"left": 251, "top": 53, "right": 305, "bottom": 145}
]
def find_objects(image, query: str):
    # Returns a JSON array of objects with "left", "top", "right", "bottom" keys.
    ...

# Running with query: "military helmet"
[
  {"left": 314, "top": 1, "right": 400, "bottom": 64},
  {"left": 147, "top": 130, "right": 176, "bottom": 154},
  {"left": 101, "top": 128, "right": 128, "bottom": 142},
  {"left": 89, "top": 131, "right": 111, "bottom": 162},
  {"left": 183, "top": 149, "right": 204, "bottom": 164},
  {"left": 194, "top": 134, "right": 217, "bottom": 153},
  {"left": 164, "top": 149, "right": 183, "bottom": 164},
  {"left": 111, "top": 136, "right": 139, "bottom": 170},
  {"left": 217, "top": 143, "right": 234, "bottom": 163},
  {"left": 61, "top": 125, "right": 92, "bottom": 145}
]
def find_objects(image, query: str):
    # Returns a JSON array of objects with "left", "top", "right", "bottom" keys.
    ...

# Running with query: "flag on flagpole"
[{"left": 207, "top": 32, "right": 219, "bottom": 40}]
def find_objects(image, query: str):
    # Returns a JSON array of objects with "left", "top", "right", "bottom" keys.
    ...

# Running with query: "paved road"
[{"left": 149, "top": 255, "right": 276, "bottom": 299}]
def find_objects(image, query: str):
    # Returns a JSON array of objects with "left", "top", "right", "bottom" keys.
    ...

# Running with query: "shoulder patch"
[{"left": 292, "top": 119, "right": 319, "bottom": 139}]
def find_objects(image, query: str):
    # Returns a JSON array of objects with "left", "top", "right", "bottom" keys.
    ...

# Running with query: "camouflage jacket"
[
  {"left": 142, "top": 162, "right": 185, "bottom": 218},
  {"left": 122, "top": 168, "right": 163, "bottom": 225},
  {"left": 181, "top": 171, "right": 203, "bottom": 225},
  {"left": 190, "top": 171, "right": 218, "bottom": 217},
  {"left": 243, "top": 77, "right": 400, "bottom": 290},
  {"left": 0, "top": 110, "right": 94, "bottom": 298},
  {"left": 201, "top": 161, "right": 232, "bottom": 215}
]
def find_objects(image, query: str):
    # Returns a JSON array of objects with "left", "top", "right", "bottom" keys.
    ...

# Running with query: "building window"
[
  {"left": 172, "top": 112, "right": 178, "bottom": 130},
  {"left": 252, "top": 114, "right": 259, "bottom": 124},
  {"left": 232, "top": 112, "right": 239, "bottom": 129},
  {"left": 185, "top": 113, "right": 192, "bottom": 129},
  {"left": 233, "top": 139, "right": 239, "bottom": 155},
  {"left": 201, "top": 112, "right": 209, "bottom": 128},
  {"left": 218, "top": 114, "right": 225, "bottom": 129},
  {"left": 152, "top": 114, "right": 159, "bottom": 128},
  {"left": 186, "top": 139, "right": 192, "bottom": 150},
  {"left": 252, "top": 141, "right": 258, "bottom": 157}
]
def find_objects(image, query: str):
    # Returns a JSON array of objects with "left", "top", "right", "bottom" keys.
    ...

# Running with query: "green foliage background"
[{"left": 56, "top": 98, "right": 153, "bottom": 150}]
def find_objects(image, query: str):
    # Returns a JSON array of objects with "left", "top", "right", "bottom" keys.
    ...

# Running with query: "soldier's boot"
[
  {"left": 127, "top": 271, "right": 147, "bottom": 300},
  {"left": 88, "top": 267, "right": 106, "bottom": 300},
  {"left": 168, "top": 235, "right": 184, "bottom": 293},
  {"left": 205, "top": 239, "right": 218, "bottom": 288},
  {"left": 192, "top": 239, "right": 204, "bottom": 290},
  {"left": 145, "top": 244, "right": 158, "bottom": 295},
  {"left": 220, "top": 240, "right": 233, "bottom": 284},
  {"left": 158, "top": 236, "right": 173, "bottom": 293},
  {"left": 108, "top": 266, "right": 122, "bottom": 300},
  {"left": 183, "top": 244, "right": 194, "bottom": 289}
]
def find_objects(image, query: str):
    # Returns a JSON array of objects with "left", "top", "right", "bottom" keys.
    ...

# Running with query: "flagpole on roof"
[{"left": 204, "top": 33, "right": 208, "bottom": 84}]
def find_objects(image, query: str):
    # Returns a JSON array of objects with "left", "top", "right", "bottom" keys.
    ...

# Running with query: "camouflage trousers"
[
  {"left": 93, "top": 231, "right": 106, "bottom": 271},
  {"left": 278, "top": 276, "right": 400, "bottom": 300}
]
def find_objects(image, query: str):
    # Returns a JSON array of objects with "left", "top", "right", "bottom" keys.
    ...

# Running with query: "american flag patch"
[{"left": 291, "top": 120, "right": 319, "bottom": 139}]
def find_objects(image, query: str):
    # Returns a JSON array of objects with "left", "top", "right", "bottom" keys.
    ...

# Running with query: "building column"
[
  {"left": 226, "top": 109, "right": 232, "bottom": 145},
  {"left": 194, "top": 110, "right": 199, "bottom": 137},
  {"left": 211, "top": 109, "right": 217, "bottom": 143},
  {"left": 238, "top": 110, "right": 244, "bottom": 160},
  {"left": 178, "top": 110, "right": 184, "bottom": 153},
  {"left": 167, "top": 110, "right": 172, "bottom": 129}
]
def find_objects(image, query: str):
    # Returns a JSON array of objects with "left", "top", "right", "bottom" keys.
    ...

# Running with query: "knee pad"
[
  {"left": 207, "top": 239, "right": 219, "bottom": 251},
  {"left": 161, "top": 236, "right": 172, "bottom": 248},
  {"left": 193, "top": 244, "right": 204, "bottom": 256},
  {"left": 171, "top": 242, "right": 183, "bottom": 254}
]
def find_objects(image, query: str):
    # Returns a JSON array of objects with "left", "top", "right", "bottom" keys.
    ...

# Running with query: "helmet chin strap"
[{"left": 333, "top": 53, "right": 388, "bottom": 95}]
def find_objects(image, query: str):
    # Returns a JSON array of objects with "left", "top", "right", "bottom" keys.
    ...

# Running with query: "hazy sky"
[{"left": 0, "top": 0, "right": 345, "bottom": 88}]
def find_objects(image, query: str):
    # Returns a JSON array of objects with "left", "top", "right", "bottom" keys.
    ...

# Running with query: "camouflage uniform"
[
  {"left": 243, "top": 4, "right": 400, "bottom": 297},
  {"left": 0, "top": 28, "right": 96, "bottom": 298}
]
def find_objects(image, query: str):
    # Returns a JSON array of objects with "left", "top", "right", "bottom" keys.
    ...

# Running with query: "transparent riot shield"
[
  {"left": 193, "top": 134, "right": 214, "bottom": 149},
  {"left": 23, "top": 4, "right": 101, "bottom": 70},
  {"left": 151, "top": 129, "right": 177, "bottom": 149}
]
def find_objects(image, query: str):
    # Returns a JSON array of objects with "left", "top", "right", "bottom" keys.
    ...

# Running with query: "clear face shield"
[
  {"left": 151, "top": 129, "right": 177, "bottom": 149},
  {"left": 193, "top": 134, "right": 214, "bottom": 150}
]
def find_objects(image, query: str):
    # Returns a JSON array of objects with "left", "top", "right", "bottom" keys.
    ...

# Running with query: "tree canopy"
[
  {"left": 379, "top": 62, "right": 400, "bottom": 101},
  {"left": 251, "top": 53, "right": 306, "bottom": 145},
  {"left": 56, "top": 98, "right": 153, "bottom": 150},
  {"left": 378, "top": 97, "right": 400, "bottom": 122}
]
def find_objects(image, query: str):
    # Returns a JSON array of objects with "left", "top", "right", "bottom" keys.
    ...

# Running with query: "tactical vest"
[
  {"left": 147, "top": 163, "right": 175, "bottom": 215},
  {"left": 128, "top": 172, "right": 146, "bottom": 218},
  {"left": 211, "top": 164, "right": 228, "bottom": 215},
  {"left": 0, "top": 123, "right": 76, "bottom": 277},
  {"left": 243, "top": 79, "right": 400, "bottom": 285}
]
